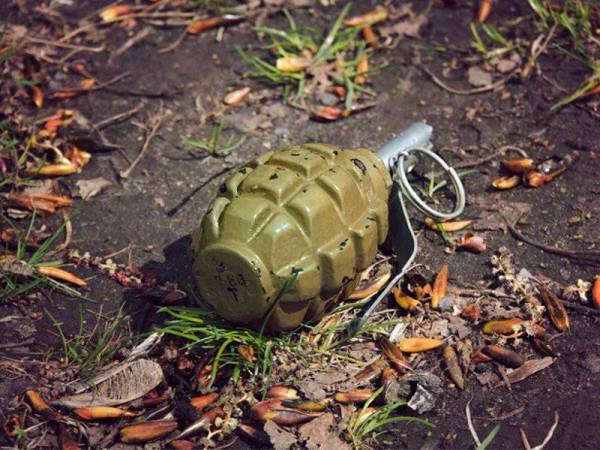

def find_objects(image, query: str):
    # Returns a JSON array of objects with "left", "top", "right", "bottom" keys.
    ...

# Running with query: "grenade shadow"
[{"left": 126, "top": 234, "right": 198, "bottom": 334}]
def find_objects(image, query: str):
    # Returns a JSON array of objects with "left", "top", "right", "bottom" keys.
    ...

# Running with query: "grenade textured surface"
[{"left": 192, "top": 143, "right": 392, "bottom": 331}]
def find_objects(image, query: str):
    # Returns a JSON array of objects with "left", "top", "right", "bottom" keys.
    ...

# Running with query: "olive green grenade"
[{"left": 192, "top": 123, "right": 465, "bottom": 331}]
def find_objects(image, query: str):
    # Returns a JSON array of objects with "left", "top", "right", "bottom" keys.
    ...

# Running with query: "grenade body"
[{"left": 191, "top": 143, "right": 392, "bottom": 331}]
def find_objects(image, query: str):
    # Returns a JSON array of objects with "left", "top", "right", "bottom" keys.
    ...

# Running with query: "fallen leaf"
[
  {"left": 299, "top": 412, "right": 350, "bottom": 450},
  {"left": 506, "top": 357, "right": 554, "bottom": 384},
  {"left": 467, "top": 66, "right": 493, "bottom": 87},
  {"left": 76, "top": 177, "right": 112, "bottom": 200},
  {"left": 56, "top": 359, "right": 163, "bottom": 408},
  {"left": 264, "top": 420, "right": 297, "bottom": 450}
]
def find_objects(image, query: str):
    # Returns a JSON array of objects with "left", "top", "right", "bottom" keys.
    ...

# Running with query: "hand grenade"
[{"left": 191, "top": 123, "right": 465, "bottom": 331}]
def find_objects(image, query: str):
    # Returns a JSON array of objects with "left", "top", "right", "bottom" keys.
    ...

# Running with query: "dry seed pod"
[
  {"left": 119, "top": 420, "right": 178, "bottom": 444},
  {"left": 492, "top": 175, "right": 521, "bottom": 190},
  {"left": 276, "top": 56, "right": 311, "bottom": 73},
  {"left": 524, "top": 171, "right": 552, "bottom": 187},
  {"left": 187, "top": 16, "right": 240, "bottom": 34},
  {"left": 456, "top": 233, "right": 486, "bottom": 253},
  {"left": 26, "top": 390, "right": 62, "bottom": 421},
  {"left": 267, "top": 386, "right": 299, "bottom": 400},
  {"left": 461, "top": 304, "right": 480, "bottom": 322},
  {"left": 538, "top": 285, "right": 570, "bottom": 331},
  {"left": 237, "top": 423, "right": 271, "bottom": 445},
  {"left": 476, "top": 0, "right": 492, "bottom": 22},
  {"left": 502, "top": 159, "right": 535, "bottom": 174},
  {"left": 532, "top": 337, "right": 555, "bottom": 357},
  {"left": 392, "top": 287, "right": 421, "bottom": 311},
  {"left": 31, "top": 85, "right": 44, "bottom": 108},
  {"left": 482, "top": 318, "right": 524, "bottom": 336},
  {"left": 431, "top": 265, "right": 448, "bottom": 309},
  {"left": 397, "top": 338, "right": 444, "bottom": 353},
  {"left": 355, "top": 54, "right": 369, "bottom": 85},
  {"left": 344, "top": 6, "right": 388, "bottom": 27},
  {"left": 190, "top": 392, "right": 219, "bottom": 411},
  {"left": 425, "top": 218, "right": 473, "bottom": 233},
  {"left": 378, "top": 337, "right": 412, "bottom": 372},
  {"left": 100, "top": 4, "right": 133, "bottom": 22},
  {"left": 251, "top": 400, "right": 320, "bottom": 425},
  {"left": 169, "top": 440, "right": 195, "bottom": 450},
  {"left": 73, "top": 406, "right": 137, "bottom": 421},
  {"left": 334, "top": 389, "right": 373, "bottom": 404},
  {"left": 481, "top": 344, "right": 524, "bottom": 368},
  {"left": 28, "top": 162, "right": 79, "bottom": 176},
  {"left": 471, "top": 348, "right": 492, "bottom": 364},
  {"left": 354, "top": 357, "right": 386, "bottom": 382},
  {"left": 592, "top": 276, "right": 600, "bottom": 309},
  {"left": 312, "top": 107, "right": 342, "bottom": 121},
  {"left": 281, "top": 399, "right": 329, "bottom": 412},
  {"left": 362, "top": 26, "right": 376, "bottom": 44},
  {"left": 238, "top": 344, "right": 255, "bottom": 362},
  {"left": 443, "top": 346, "right": 464, "bottom": 390},
  {"left": 348, "top": 267, "right": 391, "bottom": 300},
  {"left": 58, "top": 423, "right": 81, "bottom": 450},
  {"left": 37, "top": 266, "right": 86, "bottom": 287},
  {"left": 224, "top": 87, "right": 251, "bottom": 105}
]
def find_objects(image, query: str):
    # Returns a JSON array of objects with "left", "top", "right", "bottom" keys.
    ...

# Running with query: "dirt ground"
[{"left": 1, "top": 0, "right": 600, "bottom": 449}]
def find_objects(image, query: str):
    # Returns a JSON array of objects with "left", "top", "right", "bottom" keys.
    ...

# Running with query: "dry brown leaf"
[
  {"left": 467, "top": 66, "right": 493, "bottom": 87},
  {"left": 506, "top": 357, "right": 554, "bottom": 384},
  {"left": 56, "top": 359, "right": 163, "bottom": 408},
  {"left": 76, "top": 177, "right": 112, "bottom": 200}
]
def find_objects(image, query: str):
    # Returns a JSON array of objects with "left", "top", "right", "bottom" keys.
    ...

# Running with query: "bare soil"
[{"left": 1, "top": 0, "right": 599, "bottom": 449}]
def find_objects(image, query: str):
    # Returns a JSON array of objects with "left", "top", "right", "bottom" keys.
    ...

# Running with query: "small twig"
[
  {"left": 0, "top": 338, "right": 35, "bottom": 350},
  {"left": 466, "top": 400, "right": 482, "bottom": 448},
  {"left": 520, "top": 412, "right": 559, "bottom": 450},
  {"left": 94, "top": 101, "right": 145, "bottom": 129},
  {"left": 419, "top": 65, "right": 519, "bottom": 95},
  {"left": 159, "top": 24, "right": 191, "bottom": 54},
  {"left": 119, "top": 106, "right": 168, "bottom": 179},
  {"left": 55, "top": 72, "right": 130, "bottom": 93},
  {"left": 25, "top": 36, "right": 105, "bottom": 52},
  {"left": 506, "top": 218, "right": 600, "bottom": 262},
  {"left": 47, "top": 210, "right": 72, "bottom": 257}
]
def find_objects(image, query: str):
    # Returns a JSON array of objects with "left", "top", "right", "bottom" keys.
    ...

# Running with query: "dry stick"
[
  {"left": 465, "top": 401, "right": 481, "bottom": 448},
  {"left": 54, "top": 72, "right": 130, "bottom": 93},
  {"left": 159, "top": 25, "right": 190, "bottom": 54},
  {"left": 25, "top": 37, "right": 104, "bottom": 52},
  {"left": 419, "top": 65, "right": 519, "bottom": 95},
  {"left": 47, "top": 211, "right": 72, "bottom": 257},
  {"left": 119, "top": 109, "right": 167, "bottom": 179},
  {"left": 94, "top": 101, "right": 145, "bottom": 129},
  {"left": 521, "top": 412, "right": 559, "bottom": 450},
  {"left": 505, "top": 218, "right": 600, "bottom": 262}
]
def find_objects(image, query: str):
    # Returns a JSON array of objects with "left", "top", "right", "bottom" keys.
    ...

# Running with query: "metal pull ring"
[{"left": 396, "top": 146, "right": 466, "bottom": 222}]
